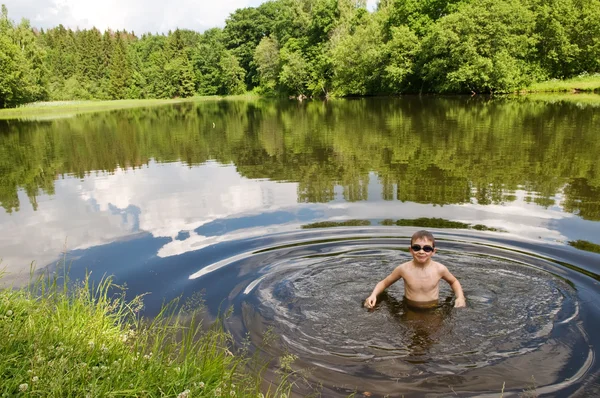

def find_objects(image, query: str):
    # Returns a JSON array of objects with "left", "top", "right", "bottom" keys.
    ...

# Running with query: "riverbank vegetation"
[
  {"left": 1, "top": 0, "right": 600, "bottom": 108},
  {"left": 526, "top": 74, "right": 600, "bottom": 93},
  {"left": 0, "top": 272, "right": 290, "bottom": 397}
]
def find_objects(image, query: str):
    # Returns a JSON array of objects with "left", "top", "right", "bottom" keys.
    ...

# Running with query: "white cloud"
[{"left": 3, "top": 0, "right": 379, "bottom": 34}]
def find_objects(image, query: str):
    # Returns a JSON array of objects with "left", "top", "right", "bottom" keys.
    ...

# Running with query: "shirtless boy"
[{"left": 365, "top": 230, "right": 466, "bottom": 309}]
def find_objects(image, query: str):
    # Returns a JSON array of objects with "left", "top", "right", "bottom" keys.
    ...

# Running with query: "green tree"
[
  {"left": 0, "top": 6, "right": 48, "bottom": 107},
  {"left": 218, "top": 51, "right": 246, "bottom": 95},
  {"left": 253, "top": 36, "right": 280, "bottom": 95},
  {"left": 418, "top": 0, "right": 539, "bottom": 93},
  {"left": 279, "top": 40, "right": 309, "bottom": 96},
  {"left": 330, "top": 14, "right": 385, "bottom": 95},
  {"left": 108, "top": 33, "right": 132, "bottom": 99}
]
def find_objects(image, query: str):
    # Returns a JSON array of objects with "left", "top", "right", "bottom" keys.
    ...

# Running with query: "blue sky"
[{"left": 3, "top": 0, "right": 377, "bottom": 34}]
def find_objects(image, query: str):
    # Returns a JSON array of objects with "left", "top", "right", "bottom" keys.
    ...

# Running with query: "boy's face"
[{"left": 410, "top": 237, "right": 436, "bottom": 264}]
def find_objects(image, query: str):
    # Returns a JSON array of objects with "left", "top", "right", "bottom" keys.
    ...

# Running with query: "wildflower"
[
  {"left": 5, "top": 310, "right": 13, "bottom": 316},
  {"left": 32, "top": 376, "right": 39, "bottom": 382},
  {"left": 198, "top": 382, "right": 205, "bottom": 389},
  {"left": 19, "top": 384, "right": 28, "bottom": 392},
  {"left": 177, "top": 389, "right": 191, "bottom": 398},
  {"left": 230, "top": 391, "right": 236, "bottom": 396},
  {"left": 101, "top": 344, "right": 109, "bottom": 353},
  {"left": 100, "top": 365, "right": 108, "bottom": 372},
  {"left": 88, "top": 341, "right": 95, "bottom": 349},
  {"left": 214, "top": 387, "right": 222, "bottom": 397},
  {"left": 92, "top": 366, "right": 99, "bottom": 372}
]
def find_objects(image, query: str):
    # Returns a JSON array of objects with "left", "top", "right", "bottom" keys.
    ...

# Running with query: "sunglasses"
[{"left": 410, "top": 244, "right": 435, "bottom": 253}]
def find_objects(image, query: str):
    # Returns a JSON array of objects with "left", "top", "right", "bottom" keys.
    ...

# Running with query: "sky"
[{"left": 3, "top": 0, "right": 378, "bottom": 34}]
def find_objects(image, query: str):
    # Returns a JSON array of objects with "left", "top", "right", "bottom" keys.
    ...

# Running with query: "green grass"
[
  {"left": 0, "top": 271, "right": 292, "bottom": 397},
  {"left": 509, "top": 92, "right": 600, "bottom": 107},
  {"left": 0, "top": 96, "right": 238, "bottom": 120},
  {"left": 525, "top": 73, "right": 600, "bottom": 93}
]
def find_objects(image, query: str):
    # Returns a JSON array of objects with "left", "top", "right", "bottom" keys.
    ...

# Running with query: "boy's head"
[
  {"left": 409, "top": 230, "right": 436, "bottom": 264},
  {"left": 410, "top": 230, "right": 435, "bottom": 246}
]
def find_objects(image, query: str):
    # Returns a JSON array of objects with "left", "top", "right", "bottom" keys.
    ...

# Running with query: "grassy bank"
[
  {"left": 0, "top": 273, "right": 290, "bottom": 397},
  {"left": 0, "top": 96, "right": 261, "bottom": 121},
  {"left": 525, "top": 74, "right": 600, "bottom": 93}
]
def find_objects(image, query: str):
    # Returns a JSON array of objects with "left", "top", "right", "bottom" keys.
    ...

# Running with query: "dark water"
[{"left": 1, "top": 97, "right": 600, "bottom": 396}]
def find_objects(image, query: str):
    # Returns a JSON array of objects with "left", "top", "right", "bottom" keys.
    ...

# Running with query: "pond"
[{"left": 1, "top": 96, "right": 600, "bottom": 396}]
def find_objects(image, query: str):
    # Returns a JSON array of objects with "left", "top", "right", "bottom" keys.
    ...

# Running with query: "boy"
[{"left": 365, "top": 230, "right": 466, "bottom": 309}]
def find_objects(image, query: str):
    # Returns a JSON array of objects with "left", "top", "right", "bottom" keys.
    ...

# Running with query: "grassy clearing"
[
  {"left": 510, "top": 92, "right": 600, "bottom": 107},
  {"left": 525, "top": 74, "right": 600, "bottom": 93},
  {"left": 0, "top": 97, "right": 225, "bottom": 121},
  {"left": 0, "top": 271, "right": 292, "bottom": 397}
]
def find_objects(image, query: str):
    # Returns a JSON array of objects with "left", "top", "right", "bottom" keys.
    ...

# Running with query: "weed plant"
[{"left": 0, "top": 271, "right": 291, "bottom": 397}]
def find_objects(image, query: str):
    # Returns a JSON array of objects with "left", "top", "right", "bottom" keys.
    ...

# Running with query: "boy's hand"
[
  {"left": 364, "top": 295, "right": 377, "bottom": 309},
  {"left": 454, "top": 297, "right": 466, "bottom": 308}
]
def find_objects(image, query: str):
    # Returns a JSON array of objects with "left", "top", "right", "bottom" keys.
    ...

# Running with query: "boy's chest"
[{"left": 403, "top": 268, "right": 440, "bottom": 291}]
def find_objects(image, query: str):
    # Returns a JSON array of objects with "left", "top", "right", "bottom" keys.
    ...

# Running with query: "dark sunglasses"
[{"left": 411, "top": 244, "right": 435, "bottom": 253}]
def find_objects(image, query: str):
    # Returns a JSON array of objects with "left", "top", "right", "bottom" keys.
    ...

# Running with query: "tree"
[
  {"left": 108, "top": 33, "right": 132, "bottom": 99},
  {"left": 0, "top": 6, "right": 48, "bottom": 107},
  {"left": 253, "top": 36, "right": 280, "bottom": 94},
  {"left": 418, "top": 0, "right": 539, "bottom": 93},
  {"left": 218, "top": 51, "right": 246, "bottom": 95}
]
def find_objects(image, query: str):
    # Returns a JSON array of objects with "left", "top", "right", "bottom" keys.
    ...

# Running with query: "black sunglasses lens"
[{"left": 411, "top": 245, "right": 434, "bottom": 252}]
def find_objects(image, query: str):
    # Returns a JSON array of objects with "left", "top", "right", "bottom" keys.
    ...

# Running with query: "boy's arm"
[
  {"left": 364, "top": 265, "right": 404, "bottom": 309},
  {"left": 441, "top": 266, "right": 466, "bottom": 308}
]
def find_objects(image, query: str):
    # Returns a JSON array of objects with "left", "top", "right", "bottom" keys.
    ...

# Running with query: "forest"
[{"left": 1, "top": 0, "right": 600, "bottom": 108}]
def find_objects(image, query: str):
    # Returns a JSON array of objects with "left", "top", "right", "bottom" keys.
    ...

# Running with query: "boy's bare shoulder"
[
  {"left": 431, "top": 260, "right": 449, "bottom": 273},
  {"left": 395, "top": 260, "right": 413, "bottom": 270},
  {"left": 392, "top": 260, "right": 412, "bottom": 274}
]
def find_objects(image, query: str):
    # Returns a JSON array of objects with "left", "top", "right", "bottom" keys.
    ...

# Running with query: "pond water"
[{"left": 1, "top": 97, "right": 600, "bottom": 397}]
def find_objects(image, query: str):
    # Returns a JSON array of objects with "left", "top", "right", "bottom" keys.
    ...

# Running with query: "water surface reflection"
[{"left": 1, "top": 97, "right": 600, "bottom": 395}]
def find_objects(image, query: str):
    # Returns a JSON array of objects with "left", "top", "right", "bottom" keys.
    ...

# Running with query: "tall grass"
[{"left": 0, "top": 271, "right": 292, "bottom": 397}]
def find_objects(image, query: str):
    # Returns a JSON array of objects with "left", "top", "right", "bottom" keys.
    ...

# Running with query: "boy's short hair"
[{"left": 411, "top": 230, "right": 436, "bottom": 246}]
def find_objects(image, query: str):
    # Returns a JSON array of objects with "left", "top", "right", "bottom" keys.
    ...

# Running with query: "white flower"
[
  {"left": 214, "top": 387, "right": 222, "bottom": 397},
  {"left": 32, "top": 376, "right": 39, "bottom": 382},
  {"left": 19, "top": 383, "right": 28, "bottom": 392},
  {"left": 88, "top": 341, "right": 95, "bottom": 349},
  {"left": 177, "top": 389, "right": 191, "bottom": 398},
  {"left": 230, "top": 391, "right": 236, "bottom": 396},
  {"left": 198, "top": 382, "right": 205, "bottom": 389},
  {"left": 5, "top": 310, "right": 13, "bottom": 316}
]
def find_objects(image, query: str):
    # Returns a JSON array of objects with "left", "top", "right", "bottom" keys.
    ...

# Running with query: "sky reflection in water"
[{"left": 1, "top": 97, "right": 600, "bottom": 395}]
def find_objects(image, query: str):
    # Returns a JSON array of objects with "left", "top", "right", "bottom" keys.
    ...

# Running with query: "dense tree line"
[
  {"left": 1, "top": 0, "right": 600, "bottom": 108},
  {"left": 1, "top": 97, "right": 599, "bottom": 220}
]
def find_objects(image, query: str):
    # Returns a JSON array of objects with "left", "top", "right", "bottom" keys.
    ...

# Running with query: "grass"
[
  {"left": 524, "top": 73, "right": 600, "bottom": 93},
  {"left": 0, "top": 95, "right": 262, "bottom": 121},
  {"left": 0, "top": 270, "right": 292, "bottom": 397}
]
